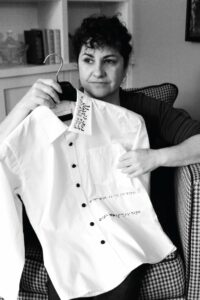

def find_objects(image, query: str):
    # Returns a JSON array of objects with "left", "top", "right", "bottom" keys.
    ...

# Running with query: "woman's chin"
[{"left": 85, "top": 89, "right": 109, "bottom": 100}]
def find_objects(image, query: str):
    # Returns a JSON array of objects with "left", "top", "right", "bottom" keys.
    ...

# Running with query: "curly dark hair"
[{"left": 72, "top": 14, "right": 133, "bottom": 69}]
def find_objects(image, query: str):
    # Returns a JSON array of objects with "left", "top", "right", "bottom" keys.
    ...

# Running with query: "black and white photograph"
[
  {"left": 1, "top": 1, "right": 200, "bottom": 300},
  {"left": 186, "top": 0, "right": 200, "bottom": 41}
]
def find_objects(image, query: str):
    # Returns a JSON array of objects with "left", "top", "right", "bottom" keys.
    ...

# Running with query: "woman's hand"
[
  {"left": 117, "top": 148, "right": 159, "bottom": 177},
  {"left": 17, "top": 78, "right": 62, "bottom": 114}
]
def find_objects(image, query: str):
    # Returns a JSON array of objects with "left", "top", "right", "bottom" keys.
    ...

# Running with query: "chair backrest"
[{"left": 125, "top": 83, "right": 178, "bottom": 105}]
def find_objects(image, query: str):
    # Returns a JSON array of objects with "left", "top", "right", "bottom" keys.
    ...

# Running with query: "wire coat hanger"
[
  {"left": 43, "top": 53, "right": 64, "bottom": 82},
  {"left": 43, "top": 53, "right": 76, "bottom": 102},
  {"left": 43, "top": 53, "right": 74, "bottom": 121}
]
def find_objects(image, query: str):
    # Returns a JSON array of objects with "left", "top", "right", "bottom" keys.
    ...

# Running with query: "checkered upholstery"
[
  {"left": 1, "top": 83, "right": 199, "bottom": 300},
  {"left": 17, "top": 293, "right": 48, "bottom": 300},
  {"left": 126, "top": 82, "right": 178, "bottom": 104},
  {"left": 20, "top": 259, "right": 48, "bottom": 294},
  {"left": 139, "top": 252, "right": 185, "bottom": 299},
  {"left": 18, "top": 246, "right": 48, "bottom": 300},
  {"left": 175, "top": 164, "right": 200, "bottom": 300}
]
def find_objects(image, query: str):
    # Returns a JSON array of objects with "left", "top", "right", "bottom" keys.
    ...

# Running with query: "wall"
[{"left": 132, "top": 0, "right": 200, "bottom": 120}]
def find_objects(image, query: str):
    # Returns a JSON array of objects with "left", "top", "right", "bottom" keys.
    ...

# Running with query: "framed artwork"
[{"left": 185, "top": 0, "right": 200, "bottom": 41}]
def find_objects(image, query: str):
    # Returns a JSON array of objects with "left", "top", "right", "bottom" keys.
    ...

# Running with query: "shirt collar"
[{"left": 40, "top": 90, "right": 92, "bottom": 144}]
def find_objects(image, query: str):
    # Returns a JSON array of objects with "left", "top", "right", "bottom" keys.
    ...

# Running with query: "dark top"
[
  {"left": 120, "top": 89, "right": 200, "bottom": 148},
  {"left": 120, "top": 89, "right": 200, "bottom": 243}
]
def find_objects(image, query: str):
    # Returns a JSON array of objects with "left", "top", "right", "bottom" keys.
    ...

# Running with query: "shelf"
[
  {"left": 0, "top": 0, "right": 58, "bottom": 2},
  {"left": 0, "top": 63, "right": 77, "bottom": 78},
  {"left": 68, "top": 0, "right": 127, "bottom": 2}
]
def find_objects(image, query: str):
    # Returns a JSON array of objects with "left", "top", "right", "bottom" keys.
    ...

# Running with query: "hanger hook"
[{"left": 43, "top": 53, "right": 64, "bottom": 82}]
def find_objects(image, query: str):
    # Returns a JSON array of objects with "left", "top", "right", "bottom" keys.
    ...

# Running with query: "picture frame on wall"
[{"left": 185, "top": 0, "right": 200, "bottom": 41}]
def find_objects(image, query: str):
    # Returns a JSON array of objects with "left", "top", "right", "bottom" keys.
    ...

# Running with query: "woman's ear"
[
  {"left": 121, "top": 75, "right": 127, "bottom": 87},
  {"left": 121, "top": 67, "right": 128, "bottom": 87}
]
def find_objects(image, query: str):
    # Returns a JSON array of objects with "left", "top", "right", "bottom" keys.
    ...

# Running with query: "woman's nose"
[{"left": 93, "top": 62, "right": 105, "bottom": 77}]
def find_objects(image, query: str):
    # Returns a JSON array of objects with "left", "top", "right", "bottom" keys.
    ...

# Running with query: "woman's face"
[{"left": 78, "top": 45, "right": 126, "bottom": 104}]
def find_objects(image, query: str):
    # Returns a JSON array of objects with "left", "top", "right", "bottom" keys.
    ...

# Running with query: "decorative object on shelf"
[
  {"left": 68, "top": 33, "right": 76, "bottom": 62},
  {"left": 24, "top": 28, "right": 62, "bottom": 65},
  {"left": 0, "top": 30, "right": 28, "bottom": 65},
  {"left": 185, "top": 0, "right": 200, "bottom": 41},
  {"left": 53, "top": 29, "right": 62, "bottom": 64},
  {"left": 44, "top": 29, "right": 61, "bottom": 64},
  {"left": 24, "top": 29, "right": 45, "bottom": 65},
  {"left": 45, "top": 29, "right": 55, "bottom": 64}
]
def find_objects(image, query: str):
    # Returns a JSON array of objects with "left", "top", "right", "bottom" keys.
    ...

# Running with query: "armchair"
[
  {"left": 1, "top": 83, "right": 199, "bottom": 300},
  {"left": 127, "top": 83, "right": 200, "bottom": 300}
]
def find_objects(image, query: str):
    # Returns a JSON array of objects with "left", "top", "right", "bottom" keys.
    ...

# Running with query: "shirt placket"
[{"left": 66, "top": 134, "right": 107, "bottom": 246}]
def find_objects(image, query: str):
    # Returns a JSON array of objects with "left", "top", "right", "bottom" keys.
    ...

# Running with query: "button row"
[
  {"left": 81, "top": 203, "right": 105, "bottom": 244},
  {"left": 68, "top": 140, "right": 105, "bottom": 242}
]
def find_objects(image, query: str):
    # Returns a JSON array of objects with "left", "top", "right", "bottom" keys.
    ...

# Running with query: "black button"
[
  {"left": 69, "top": 142, "right": 73, "bottom": 146},
  {"left": 90, "top": 222, "right": 95, "bottom": 226},
  {"left": 72, "top": 164, "right": 76, "bottom": 168},
  {"left": 82, "top": 203, "right": 87, "bottom": 207},
  {"left": 101, "top": 240, "right": 106, "bottom": 244},
  {"left": 76, "top": 183, "right": 80, "bottom": 187}
]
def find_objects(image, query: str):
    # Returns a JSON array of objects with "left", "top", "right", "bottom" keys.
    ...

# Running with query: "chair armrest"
[{"left": 175, "top": 163, "right": 200, "bottom": 299}]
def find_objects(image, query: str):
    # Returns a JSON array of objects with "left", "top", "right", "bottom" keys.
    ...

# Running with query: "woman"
[{"left": 1, "top": 15, "right": 200, "bottom": 300}]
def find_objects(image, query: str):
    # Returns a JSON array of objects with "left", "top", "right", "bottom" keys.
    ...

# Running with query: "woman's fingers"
[
  {"left": 19, "top": 78, "right": 63, "bottom": 112},
  {"left": 117, "top": 149, "right": 159, "bottom": 177},
  {"left": 117, "top": 160, "right": 131, "bottom": 169},
  {"left": 33, "top": 94, "right": 56, "bottom": 109},
  {"left": 33, "top": 79, "right": 61, "bottom": 104},
  {"left": 37, "top": 78, "right": 62, "bottom": 94},
  {"left": 117, "top": 152, "right": 132, "bottom": 168}
]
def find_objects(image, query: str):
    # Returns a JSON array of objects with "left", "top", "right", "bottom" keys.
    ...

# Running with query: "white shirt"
[{"left": 0, "top": 90, "right": 176, "bottom": 300}]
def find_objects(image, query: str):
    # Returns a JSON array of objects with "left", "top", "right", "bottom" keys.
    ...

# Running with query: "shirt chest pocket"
[{"left": 87, "top": 143, "right": 130, "bottom": 186}]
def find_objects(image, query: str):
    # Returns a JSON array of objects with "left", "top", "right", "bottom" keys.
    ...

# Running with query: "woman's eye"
[
  {"left": 104, "top": 59, "right": 117, "bottom": 65},
  {"left": 83, "top": 58, "right": 94, "bottom": 64}
]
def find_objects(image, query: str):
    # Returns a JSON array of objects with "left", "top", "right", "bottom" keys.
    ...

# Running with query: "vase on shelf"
[{"left": 0, "top": 30, "right": 28, "bottom": 66}]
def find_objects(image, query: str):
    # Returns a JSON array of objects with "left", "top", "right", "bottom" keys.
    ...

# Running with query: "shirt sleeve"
[
  {"left": 158, "top": 102, "right": 200, "bottom": 145},
  {"left": 0, "top": 145, "right": 25, "bottom": 300}
]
